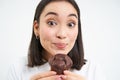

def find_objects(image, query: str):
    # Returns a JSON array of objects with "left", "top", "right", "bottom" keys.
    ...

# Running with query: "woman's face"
[{"left": 34, "top": 1, "right": 78, "bottom": 57}]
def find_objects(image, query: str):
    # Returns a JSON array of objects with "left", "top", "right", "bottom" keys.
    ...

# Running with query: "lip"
[{"left": 53, "top": 43, "right": 67, "bottom": 49}]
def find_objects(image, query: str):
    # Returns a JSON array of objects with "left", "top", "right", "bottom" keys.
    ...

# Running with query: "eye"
[
  {"left": 47, "top": 20, "right": 57, "bottom": 26},
  {"left": 67, "top": 22, "right": 76, "bottom": 28}
]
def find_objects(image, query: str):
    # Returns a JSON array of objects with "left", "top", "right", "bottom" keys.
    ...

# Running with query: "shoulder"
[
  {"left": 8, "top": 56, "right": 28, "bottom": 74},
  {"left": 11, "top": 56, "right": 28, "bottom": 71},
  {"left": 73, "top": 59, "right": 106, "bottom": 80},
  {"left": 73, "top": 59, "right": 98, "bottom": 74},
  {"left": 7, "top": 56, "right": 28, "bottom": 80}
]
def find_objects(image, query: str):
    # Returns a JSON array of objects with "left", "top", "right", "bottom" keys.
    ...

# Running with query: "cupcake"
[{"left": 48, "top": 54, "right": 73, "bottom": 75}]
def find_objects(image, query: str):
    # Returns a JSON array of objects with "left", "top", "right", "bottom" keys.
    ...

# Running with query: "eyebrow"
[
  {"left": 45, "top": 12, "right": 78, "bottom": 18},
  {"left": 45, "top": 12, "right": 58, "bottom": 17},
  {"left": 68, "top": 14, "right": 78, "bottom": 18}
]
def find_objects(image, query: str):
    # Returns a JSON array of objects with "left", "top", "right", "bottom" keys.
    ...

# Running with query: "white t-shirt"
[{"left": 7, "top": 57, "right": 106, "bottom": 80}]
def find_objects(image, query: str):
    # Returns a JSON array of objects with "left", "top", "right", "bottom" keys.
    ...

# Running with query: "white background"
[{"left": 0, "top": 0, "right": 120, "bottom": 80}]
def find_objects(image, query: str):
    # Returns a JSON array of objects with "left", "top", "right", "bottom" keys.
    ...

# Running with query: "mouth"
[{"left": 53, "top": 43, "right": 67, "bottom": 49}]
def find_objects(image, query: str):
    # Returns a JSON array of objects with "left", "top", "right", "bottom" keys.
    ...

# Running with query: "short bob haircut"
[{"left": 28, "top": 0, "right": 86, "bottom": 70}]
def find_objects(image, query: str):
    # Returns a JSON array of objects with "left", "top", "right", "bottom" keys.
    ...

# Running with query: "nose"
[{"left": 56, "top": 27, "right": 67, "bottom": 39}]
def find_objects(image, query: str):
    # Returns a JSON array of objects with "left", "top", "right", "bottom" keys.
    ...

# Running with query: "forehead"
[{"left": 41, "top": 1, "right": 77, "bottom": 16}]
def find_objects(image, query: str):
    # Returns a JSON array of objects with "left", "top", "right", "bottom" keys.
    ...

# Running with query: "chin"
[
  {"left": 54, "top": 52, "right": 68, "bottom": 55},
  {"left": 50, "top": 50, "right": 69, "bottom": 56}
]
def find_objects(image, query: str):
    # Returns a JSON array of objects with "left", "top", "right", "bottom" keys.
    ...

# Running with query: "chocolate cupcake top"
[{"left": 48, "top": 54, "right": 73, "bottom": 75}]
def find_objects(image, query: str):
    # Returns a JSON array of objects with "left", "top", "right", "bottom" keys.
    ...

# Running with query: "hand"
[
  {"left": 30, "top": 71, "right": 62, "bottom": 80},
  {"left": 61, "top": 70, "right": 86, "bottom": 80}
]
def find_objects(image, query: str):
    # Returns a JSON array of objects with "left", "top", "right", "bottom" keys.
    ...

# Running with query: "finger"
[
  {"left": 60, "top": 75, "right": 67, "bottom": 80},
  {"left": 61, "top": 74, "right": 75, "bottom": 80},
  {"left": 61, "top": 74, "right": 77, "bottom": 80},
  {"left": 63, "top": 70, "right": 86, "bottom": 80},
  {"left": 31, "top": 71, "right": 56, "bottom": 80},
  {"left": 38, "top": 75, "right": 62, "bottom": 80},
  {"left": 64, "top": 70, "right": 78, "bottom": 76},
  {"left": 63, "top": 70, "right": 73, "bottom": 76}
]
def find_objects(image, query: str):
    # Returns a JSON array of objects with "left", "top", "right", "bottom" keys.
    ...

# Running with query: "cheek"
[
  {"left": 69, "top": 29, "right": 78, "bottom": 42},
  {"left": 39, "top": 28, "right": 52, "bottom": 41},
  {"left": 67, "top": 29, "right": 78, "bottom": 53},
  {"left": 39, "top": 27, "right": 52, "bottom": 52},
  {"left": 39, "top": 26, "right": 56, "bottom": 46}
]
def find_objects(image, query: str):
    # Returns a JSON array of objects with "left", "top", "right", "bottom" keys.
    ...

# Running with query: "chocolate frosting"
[{"left": 48, "top": 54, "right": 73, "bottom": 75}]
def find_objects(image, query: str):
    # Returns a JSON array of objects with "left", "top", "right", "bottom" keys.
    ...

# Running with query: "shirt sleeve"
[{"left": 76, "top": 59, "right": 107, "bottom": 80}]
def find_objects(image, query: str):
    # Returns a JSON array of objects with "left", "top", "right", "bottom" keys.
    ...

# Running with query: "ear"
[{"left": 33, "top": 20, "right": 39, "bottom": 36}]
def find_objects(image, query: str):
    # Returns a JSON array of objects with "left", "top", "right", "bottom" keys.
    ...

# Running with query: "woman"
[{"left": 8, "top": 0, "right": 106, "bottom": 80}]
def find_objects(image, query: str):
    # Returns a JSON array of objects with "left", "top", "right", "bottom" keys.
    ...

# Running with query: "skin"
[{"left": 32, "top": 1, "right": 85, "bottom": 80}]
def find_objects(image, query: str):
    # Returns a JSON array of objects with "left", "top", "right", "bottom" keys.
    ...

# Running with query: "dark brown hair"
[{"left": 28, "top": 0, "right": 86, "bottom": 70}]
